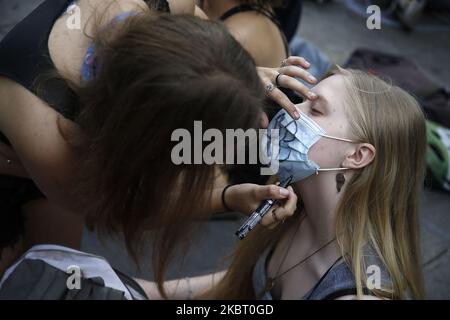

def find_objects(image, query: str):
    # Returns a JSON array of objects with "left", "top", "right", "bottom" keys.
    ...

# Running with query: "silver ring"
[
  {"left": 265, "top": 83, "right": 275, "bottom": 95},
  {"left": 281, "top": 59, "right": 288, "bottom": 67},
  {"left": 6, "top": 159, "right": 12, "bottom": 164}
]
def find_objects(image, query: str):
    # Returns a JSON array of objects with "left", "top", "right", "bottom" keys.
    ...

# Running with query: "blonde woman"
[{"left": 139, "top": 66, "right": 426, "bottom": 300}]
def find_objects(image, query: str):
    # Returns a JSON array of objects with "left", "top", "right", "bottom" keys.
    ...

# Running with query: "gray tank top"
[{"left": 252, "top": 243, "right": 393, "bottom": 300}]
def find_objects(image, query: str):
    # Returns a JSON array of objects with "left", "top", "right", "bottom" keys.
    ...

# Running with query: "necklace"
[{"left": 264, "top": 214, "right": 336, "bottom": 293}]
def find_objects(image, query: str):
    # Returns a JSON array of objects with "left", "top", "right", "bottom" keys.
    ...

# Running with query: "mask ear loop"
[
  {"left": 316, "top": 135, "right": 360, "bottom": 172},
  {"left": 316, "top": 133, "right": 361, "bottom": 172},
  {"left": 320, "top": 134, "right": 358, "bottom": 143},
  {"left": 317, "top": 167, "right": 352, "bottom": 172}
]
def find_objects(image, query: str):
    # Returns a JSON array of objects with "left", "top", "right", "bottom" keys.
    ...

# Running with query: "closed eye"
[{"left": 311, "top": 107, "right": 323, "bottom": 115}]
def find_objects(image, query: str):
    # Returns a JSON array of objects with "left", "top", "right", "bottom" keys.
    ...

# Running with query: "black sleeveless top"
[
  {"left": 0, "top": 0, "right": 80, "bottom": 142},
  {"left": 219, "top": 4, "right": 290, "bottom": 58}
]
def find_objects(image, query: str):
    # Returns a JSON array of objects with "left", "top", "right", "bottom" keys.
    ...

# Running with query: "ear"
[{"left": 343, "top": 143, "right": 376, "bottom": 169}]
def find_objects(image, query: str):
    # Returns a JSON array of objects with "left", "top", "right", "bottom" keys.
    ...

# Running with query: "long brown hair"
[
  {"left": 206, "top": 67, "right": 426, "bottom": 300},
  {"left": 68, "top": 14, "right": 264, "bottom": 297}
]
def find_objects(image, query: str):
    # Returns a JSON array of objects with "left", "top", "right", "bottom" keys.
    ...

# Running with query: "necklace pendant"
[{"left": 265, "top": 278, "right": 274, "bottom": 292}]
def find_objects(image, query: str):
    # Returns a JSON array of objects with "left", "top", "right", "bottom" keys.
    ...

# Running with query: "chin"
[{"left": 292, "top": 175, "right": 314, "bottom": 193}]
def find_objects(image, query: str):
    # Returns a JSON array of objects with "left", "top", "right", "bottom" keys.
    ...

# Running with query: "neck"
[
  {"left": 294, "top": 172, "right": 347, "bottom": 243},
  {"left": 203, "top": 0, "right": 241, "bottom": 20}
]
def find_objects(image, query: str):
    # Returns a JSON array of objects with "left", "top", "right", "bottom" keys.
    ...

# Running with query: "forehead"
[{"left": 311, "top": 74, "right": 348, "bottom": 113}]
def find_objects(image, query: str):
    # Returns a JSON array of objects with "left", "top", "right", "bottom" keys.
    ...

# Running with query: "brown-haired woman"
[{"left": 0, "top": 0, "right": 315, "bottom": 298}]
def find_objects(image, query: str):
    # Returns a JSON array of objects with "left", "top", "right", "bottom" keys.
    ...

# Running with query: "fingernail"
[
  {"left": 294, "top": 111, "right": 300, "bottom": 119},
  {"left": 308, "top": 92, "right": 317, "bottom": 99},
  {"left": 303, "top": 59, "right": 311, "bottom": 67},
  {"left": 309, "top": 75, "right": 317, "bottom": 82},
  {"left": 279, "top": 188, "right": 289, "bottom": 196}
]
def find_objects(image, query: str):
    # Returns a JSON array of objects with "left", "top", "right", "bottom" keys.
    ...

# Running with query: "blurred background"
[{"left": 1, "top": 0, "right": 449, "bottom": 299}]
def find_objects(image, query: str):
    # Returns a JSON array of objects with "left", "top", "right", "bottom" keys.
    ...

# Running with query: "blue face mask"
[{"left": 263, "top": 109, "right": 357, "bottom": 183}]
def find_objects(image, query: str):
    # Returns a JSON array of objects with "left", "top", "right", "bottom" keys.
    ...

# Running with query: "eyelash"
[{"left": 311, "top": 107, "right": 322, "bottom": 115}]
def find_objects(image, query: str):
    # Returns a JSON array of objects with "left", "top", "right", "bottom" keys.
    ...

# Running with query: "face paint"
[{"left": 264, "top": 109, "right": 357, "bottom": 182}]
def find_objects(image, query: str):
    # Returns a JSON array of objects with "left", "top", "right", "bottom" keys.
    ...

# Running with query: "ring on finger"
[{"left": 275, "top": 73, "right": 283, "bottom": 87}]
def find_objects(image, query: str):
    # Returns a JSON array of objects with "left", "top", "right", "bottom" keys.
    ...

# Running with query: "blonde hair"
[{"left": 204, "top": 67, "right": 426, "bottom": 300}]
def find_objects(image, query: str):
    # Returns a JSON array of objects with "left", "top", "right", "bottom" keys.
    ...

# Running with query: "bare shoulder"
[
  {"left": 87, "top": 0, "right": 196, "bottom": 18},
  {"left": 48, "top": 0, "right": 149, "bottom": 84},
  {"left": 168, "top": 0, "right": 195, "bottom": 15},
  {"left": 223, "top": 11, "right": 286, "bottom": 67},
  {"left": 101, "top": 0, "right": 196, "bottom": 15},
  {"left": 84, "top": 0, "right": 149, "bottom": 23},
  {"left": 224, "top": 11, "right": 269, "bottom": 41}
]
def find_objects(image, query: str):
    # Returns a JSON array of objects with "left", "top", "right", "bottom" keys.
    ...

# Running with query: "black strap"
[
  {"left": 304, "top": 257, "right": 390, "bottom": 300},
  {"left": 220, "top": 4, "right": 279, "bottom": 26},
  {"left": 219, "top": 4, "right": 289, "bottom": 57},
  {"left": 303, "top": 256, "right": 344, "bottom": 300}
]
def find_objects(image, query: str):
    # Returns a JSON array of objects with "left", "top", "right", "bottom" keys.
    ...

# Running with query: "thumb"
[{"left": 256, "top": 184, "right": 290, "bottom": 201}]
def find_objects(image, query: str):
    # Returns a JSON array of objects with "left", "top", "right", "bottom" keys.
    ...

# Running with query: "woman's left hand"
[{"left": 257, "top": 56, "right": 319, "bottom": 121}]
